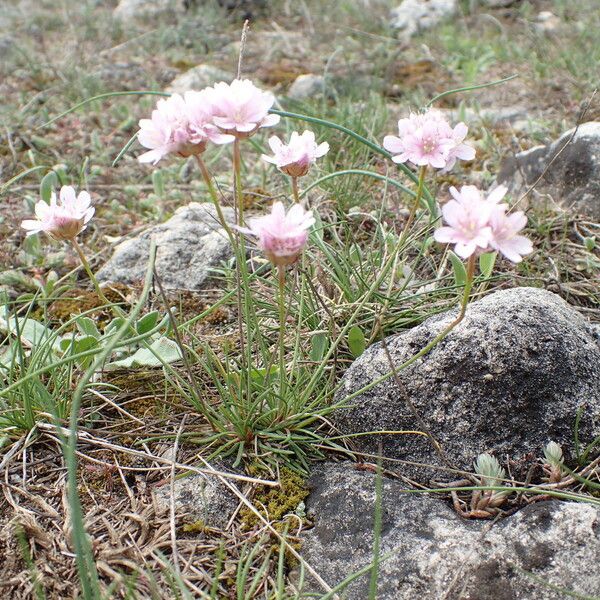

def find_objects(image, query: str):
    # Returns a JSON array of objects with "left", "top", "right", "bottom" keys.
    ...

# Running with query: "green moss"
[
  {"left": 182, "top": 520, "right": 207, "bottom": 534},
  {"left": 47, "top": 284, "right": 130, "bottom": 328},
  {"left": 240, "top": 468, "right": 309, "bottom": 530}
]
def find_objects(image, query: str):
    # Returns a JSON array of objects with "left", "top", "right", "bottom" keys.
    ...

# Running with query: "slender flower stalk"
[
  {"left": 292, "top": 176, "right": 300, "bottom": 205},
  {"left": 369, "top": 165, "right": 427, "bottom": 344},
  {"left": 193, "top": 155, "right": 234, "bottom": 244},
  {"left": 235, "top": 201, "right": 314, "bottom": 402},
  {"left": 233, "top": 139, "right": 244, "bottom": 225},
  {"left": 70, "top": 238, "right": 111, "bottom": 308},
  {"left": 400, "top": 165, "right": 427, "bottom": 245},
  {"left": 277, "top": 264, "right": 287, "bottom": 398}
]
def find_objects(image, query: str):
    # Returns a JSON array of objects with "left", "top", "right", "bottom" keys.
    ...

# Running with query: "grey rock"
[
  {"left": 332, "top": 288, "right": 600, "bottom": 482},
  {"left": 481, "top": 0, "right": 518, "bottom": 7},
  {"left": 301, "top": 463, "right": 600, "bottom": 600},
  {"left": 154, "top": 472, "right": 238, "bottom": 529},
  {"left": 113, "top": 0, "right": 183, "bottom": 22},
  {"left": 391, "top": 0, "right": 457, "bottom": 40},
  {"left": 166, "top": 64, "right": 234, "bottom": 94},
  {"left": 443, "top": 105, "right": 536, "bottom": 134},
  {"left": 287, "top": 74, "right": 325, "bottom": 101},
  {"left": 97, "top": 203, "right": 234, "bottom": 290},
  {"left": 498, "top": 122, "right": 600, "bottom": 219}
]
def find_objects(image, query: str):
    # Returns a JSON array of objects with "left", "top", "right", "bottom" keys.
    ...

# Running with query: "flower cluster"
[
  {"left": 137, "top": 79, "right": 280, "bottom": 164},
  {"left": 21, "top": 75, "right": 532, "bottom": 281},
  {"left": 21, "top": 186, "right": 94, "bottom": 241},
  {"left": 262, "top": 130, "right": 329, "bottom": 177},
  {"left": 383, "top": 109, "right": 475, "bottom": 171},
  {"left": 434, "top": 185, "right": 533, "bottom": 263}
]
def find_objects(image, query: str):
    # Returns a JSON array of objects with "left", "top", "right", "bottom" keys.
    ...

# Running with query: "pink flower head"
[
  {"left": 433, "top": 185, "right": 497, "bottom": 259},
  {"left": 236, "top": 202, "right": 314, "bottom": 266},
  {"left": 434, "top": 185, "right": 533, "bottom": 263},
  {"left": 383, "top": 109, "right": 475, "bottom": 171},
  {"left": 262, "top": 130, "right": 329, "bottom": 177},
  {"left": 488, "top": 203, "right": 533, "bottom": 263},
  {"left": 184, "top": 90, "right": 236, "bottom": 147},
  {"left": 206, "top": 79, "right": 280, "bottom": 138},
  {"left": 138, "top": 94, "right": 197, "bottom": 165},
  {"left": 21, "top": 186, "right": 94, "bottom": 241}
]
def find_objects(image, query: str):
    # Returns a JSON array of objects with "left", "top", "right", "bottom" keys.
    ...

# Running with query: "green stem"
[
  {"left": 233, "top": 139, "right": 244, "bottom": 226},
  {"left": 368, "top": 165, "right": 427, "bottom": 344},
  {"left": 71, "top": 238, "right": 111, "bottom": 307},
  {"left": 194, "top": 154, "right": 234, "bottom": 244},
  {"left": 277, "top": 264, "right": 287, "bottom": 400},
  {"left": 231, "top": 138, "right": 253, "bottom": 403},
  {"left": 399, "top": 165, "right": 427, "bottom": 246},
  {"left": 291, "top": 176, "right": 300, "bottom": 205}
]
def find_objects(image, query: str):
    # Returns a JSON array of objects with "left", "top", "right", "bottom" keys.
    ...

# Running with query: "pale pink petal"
[
  {"left": 433, "top": 226, "right": 459, "bottom": 244},
  {"left": 138, "top": 148, "right": 169, "bottom": 164},
  {"left": 261, "top": 113, "right": 280, "bottom": 127},
  {"left": 383, "top": 135, "right": 404, "bottom": 154},
  {"left": 455, "top": 241, "right": 477, "bottom": 258},
  {"left": 60, "top": 186, "right": 77, "bottom": 205},
  {"left": 21, "top": 219, "right": 43, "bottom": 232},
  {"left": 452, "top": 143, "right": 475, "bottom": 161},
  {"left": 453, "top": 122, "right": 468, "bottom": 141},
  {"left": 487, "top": 185, "right": 508, "bottom": 205}
]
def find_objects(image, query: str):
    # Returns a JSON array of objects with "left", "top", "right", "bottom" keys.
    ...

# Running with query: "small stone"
[
  {"left": 287, "top": 74, "right": 325, "bottom": 101},
  {"left": 97, "top": 203, "right": 234, "bottom": 291},
  {"left": 113, "top": 0, "right": 183, "bottom": 22},
  {"left": 0, "top": 35, "right": 15, "bottom": 58},
  {"left": 332, "top": 287, "right": 600, "bottom": 482},
  {"left": 497, "top": 121, "right": 600, "bottom": 219},
  {"left": 533, "top": 11, "right": 561, "bottom": 35},
  {"left": 166, "top": 64, "right": 234, "bottom": 94},
  {"left": 390, "top": 0, "right": 457, "bottom": 41},
  {"left": 300, "top": 463, "right": 600, "bottom": 599},
  {"left": 154, "top": 472, "right": 238, "bottom": 529}
]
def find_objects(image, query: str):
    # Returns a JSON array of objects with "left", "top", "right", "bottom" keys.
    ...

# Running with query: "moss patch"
[
  {"left": 46, "top": 284, "right": 131, "bottom": 328},
  {"left": 240, "top": 468, "right": 309, "bottom": 531}
]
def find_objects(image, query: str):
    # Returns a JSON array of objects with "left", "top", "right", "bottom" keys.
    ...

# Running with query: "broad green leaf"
[
  {"left": 22, "top": 233, "right": 42, "bottom": 258},
  {"left": 61, "top": 336, "right": 99, "bottom": 368},
  {"left": 348, "top": 326, "right": 366, "bottom": 358},
  {"left": 250, "top": 366, "right": 278, "bottom": 383},
  {"left": 0, "top": 314, "right": 50, "bottom": 347},
  {"left": 448, "top": 252, "right": 467, "bottom": 287},
  {"left": 105, "top": 317, "right": 126, "bottom": 334},
  {"left": 39, "top": 171, "right": 59, "bottom": 202},
  {"left": 109, "top": 337, "right": 182, "bottom": 368},
  {"left": 136, "top": 311, "right": 160, "bottom": 335},
  {"left": 479, "top": 252, "right": 497, "bottom": 279},
  {"left": 310, "top": 332, "right": 328, "bottom": 362},
  {"left": 76, "top": 317, "right": 101, "bottom": 339},
  {"left": 53, "top": 163, "right": 69, "bottom": 185}
]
